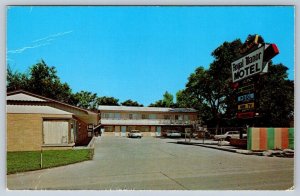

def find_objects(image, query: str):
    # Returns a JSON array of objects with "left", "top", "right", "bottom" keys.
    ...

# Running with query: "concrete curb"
[
  {"left": 177, "top": 141, "right": 294, "bottom": 158},
  {"left": 177, "top": 141, "right": 263, "bottom": 156}
]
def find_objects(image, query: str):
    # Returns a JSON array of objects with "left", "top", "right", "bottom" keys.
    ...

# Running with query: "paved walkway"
[{"left": 7, "top": 136, "right": 294, "bottom": 190}]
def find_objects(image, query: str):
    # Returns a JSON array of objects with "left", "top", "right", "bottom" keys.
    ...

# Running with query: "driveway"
[{"left": 7, "top": 136, "right": 294, "bottom": 190}]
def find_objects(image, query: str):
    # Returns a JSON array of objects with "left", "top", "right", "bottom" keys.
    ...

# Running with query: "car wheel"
[{"left": 225, "top": 136, "right": 231, "bottom": 141}]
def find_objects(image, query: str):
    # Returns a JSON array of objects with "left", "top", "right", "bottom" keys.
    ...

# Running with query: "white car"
[
  {"left": 214, "top": 131, "right": 247, "bottom": 141},
  {"left": 166, "top": 130, "right": 181, "bottom": 137},
  {"left": 128, "top": 130, "right": 143, "bottom": 138}
]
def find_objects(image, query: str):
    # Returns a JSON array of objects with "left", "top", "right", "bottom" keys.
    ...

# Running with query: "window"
[
  {"left": 142, "top": 114, "right": 148, "bottom": 119},
  {"left": 178, "top": 115, "right": 183, "bottom": 120},
  {"left": 109, "top": 113, "right": 114, "bottom": 119},
  {"left": 104, "top": 126, "right": 114, "bottom": 132},
  {"left": 114, "top": 113, "right": 121, "bottom": 119},
  {"left": 164, "top": 115, "right": 171, "bottom": 120},
  {"left": 149, "top": 114, "right": 156, "bottom": 119},
  {"left": 103, "top": 113, "right": 109, "bottom": 119},
  {"left": 129, "top": 114, "right": 133, "bottom": 119},
  {"left": 184, "top": 115, "right": 189, "bottom": 121}
]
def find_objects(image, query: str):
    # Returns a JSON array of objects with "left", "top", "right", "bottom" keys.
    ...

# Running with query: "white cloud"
[
  {"left": 7, "top": 43, "right": 50, "bottom": 54},
  {"left": 7, "top": 30, "right": 73, "bottom": 54},
  {"left": 32, "top": 30, "right": 73, "bottom": 43}
]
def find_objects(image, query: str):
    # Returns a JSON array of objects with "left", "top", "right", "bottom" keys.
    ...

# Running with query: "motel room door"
[
  {"left": 121, "top": 126, "right": 126, "bottom": 137},
  {"left": 156, "top": 126, "right": 161, "bottom": 137}
]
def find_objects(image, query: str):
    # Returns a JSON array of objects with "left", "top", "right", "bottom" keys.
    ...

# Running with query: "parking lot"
[{"left": 7, "top": 136, "right": 294, "bottom": 190}]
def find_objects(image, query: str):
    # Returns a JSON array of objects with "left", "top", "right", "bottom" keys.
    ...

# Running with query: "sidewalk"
[{"left": 177, "top": 139, "right": 294, "bottom": 157}]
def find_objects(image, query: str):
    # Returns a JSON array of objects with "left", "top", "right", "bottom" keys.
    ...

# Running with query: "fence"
[{"left": 247, "top": 127, "right": 294, "bottom": 151}]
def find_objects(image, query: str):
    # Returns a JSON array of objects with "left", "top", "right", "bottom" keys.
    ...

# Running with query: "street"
[{"left": 7, "top": 136, "right": 294, "bottom": 190}]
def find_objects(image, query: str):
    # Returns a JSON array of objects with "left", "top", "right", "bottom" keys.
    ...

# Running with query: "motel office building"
[{"left": 98, "top": 106, "right": 198, "bottom": 137}]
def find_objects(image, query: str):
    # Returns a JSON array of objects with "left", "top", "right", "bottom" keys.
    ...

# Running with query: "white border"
[{"left": 1, "top": 1, "right": 298, "bottom": 196}]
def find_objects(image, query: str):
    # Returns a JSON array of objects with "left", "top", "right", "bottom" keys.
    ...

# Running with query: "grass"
[{"left": 7, "top": 149, "right": 93, "bottom": 174}]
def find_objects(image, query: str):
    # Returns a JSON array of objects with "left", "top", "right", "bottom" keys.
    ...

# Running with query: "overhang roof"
[
  {"left": 98, "top": 105, "right": 197, "bottom": 113},
  {"left": 7, "top": 90, "right": 98, "bottom": 115},
  {"left": 7, "top": 104, "right": 73, "bottom": 115}
]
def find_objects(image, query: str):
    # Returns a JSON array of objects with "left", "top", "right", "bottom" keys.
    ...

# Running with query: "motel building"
[
  {"left": 6, "top": 90, "right": 99, "bottom": 152},
  {"left": 6, "top": 90, "right": 198, "bottom": 152},
  {"left": 97, "top": 106, "right": 198, "bottom": 137}
]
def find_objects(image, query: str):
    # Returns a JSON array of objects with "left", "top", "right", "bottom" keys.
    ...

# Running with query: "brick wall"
[{"left": 7, "top": 114, "right": 43, "bottom": 151}]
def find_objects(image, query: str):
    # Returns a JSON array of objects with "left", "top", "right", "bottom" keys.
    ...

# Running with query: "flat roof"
[{"left": 98, "top": 105, "right": 197, "bottom": 113}]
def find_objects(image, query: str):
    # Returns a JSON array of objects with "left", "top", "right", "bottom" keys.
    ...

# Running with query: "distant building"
[
  {"left": 7, "top": 90, "right": 98, "bottom": 151},
  {"left": 97, "top": 105, "right": 198, "bottom": 136}
]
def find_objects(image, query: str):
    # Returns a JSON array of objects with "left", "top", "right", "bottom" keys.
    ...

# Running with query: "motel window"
[
  {"left": 140, "top": 126, "right": 150, "bottom": 132},
  {"left": 175, "top": 115, "right": 178, "bottom": 120},
  {"left": 184, "top": 115, "right": 189, "bottom": 121},
  {"left": 103, "top": 113, "right": 109, "bottom": 119},
  {"left": 114, "top": 113, "right": 121, "bottom": 119},
  {"left": 149, "top": 114, "right": 156, "bottom": 119},
  {"left": 129, "top": 114, "right": 133, "bottom": 119},
  {"left": 178, "top": 115, "right": 183, "bottom": 120},
  {"left": 104, "top": 126, "right": 114, "bottom": 132},
  {"left": 109, "top": 113, "right": 114, "bottom": 119},
  {"left": 142, "top": 114, "right": 148, "bottom": 119},
  {"left": 164, "top": 115, "right": 171, "bottom": 120}
]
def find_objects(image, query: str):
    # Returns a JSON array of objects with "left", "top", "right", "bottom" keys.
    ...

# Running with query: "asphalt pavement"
[{"left": 7, "top": 136, "right": 294, "bottom": 190}]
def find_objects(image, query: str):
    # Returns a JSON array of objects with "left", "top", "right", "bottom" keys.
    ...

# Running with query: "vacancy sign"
[{"left": 231, "top": 46, "right": 264, "bottom": 83}]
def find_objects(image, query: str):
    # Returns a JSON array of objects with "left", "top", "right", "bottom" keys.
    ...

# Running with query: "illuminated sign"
[
  {"left": 238, "top": 93, "right": 254, "bottom": 102},
  {"left": 232, "top": 46, "right": 264, "bottom": 83},
  {"left": 237, "top": 112, "right": 255, "bottom": 119},
  {"left": 238, "top": 102, "right": 255, "bottom": 110},
  {"left": 238, "top": 84, "right": 254, "bottom": 93}
]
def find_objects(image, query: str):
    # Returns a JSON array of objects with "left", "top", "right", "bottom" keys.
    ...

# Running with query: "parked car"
[
  {"left": 181, "top": 131, "right": 196, "bottom": 138},
  {"left": 166, "top": 130, "right": 181, "bottom": 138},
  {"left": 214, "top": 131, "right": 247, "bottom": 141},
  {"left": 128, "top": 130, "right": 143, "bottom": 138}
]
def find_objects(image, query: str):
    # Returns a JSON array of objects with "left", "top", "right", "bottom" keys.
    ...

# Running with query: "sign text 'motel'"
[{"left": 231, "top": 46, "right": 264, "bottom": 83}]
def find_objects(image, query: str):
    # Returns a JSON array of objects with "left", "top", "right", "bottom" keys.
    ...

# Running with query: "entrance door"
[
  {"left": 121, "top": 126, "right": 126, "bottom": 137},
  {"left": 156, "top": 126, "right": 161, "bottom": 137}
]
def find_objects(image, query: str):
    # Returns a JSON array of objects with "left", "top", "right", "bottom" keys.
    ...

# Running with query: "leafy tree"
[
  {"left": 7, "top": 65, "right": 29, "bottom": 91},
  {"left": 121, "top": 99, "right": 143, "bottom": 107},
  {"left": 177, "top": 35, "right": 294, "bottom": 128},
  {"left": 26, "top": 60, "right": 73, "bottom": 103},
  {"left": 7, "top": 60, "right": 74, "bottom": 103},
  {"left": 256, "top": 63, "right": 294, "bottom": 127},
  {"left": 149, "top": 91, "right": 174, "bottom": 107},
  {"left": 73, "top": 91, "right": 98, "bottom": 109},
  {"left": 96, "top": 96, "right": 119, "bottom": 106}
]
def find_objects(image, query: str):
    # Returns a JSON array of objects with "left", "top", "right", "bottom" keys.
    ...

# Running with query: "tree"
[
  {"left": 7, "top": 60, "right": 74, "bottom": 104},
  {"left": 7, "top": 65, "right": 29, "bottom": 92},
  {"left": 256, "top": 63, "right": 294, "bottom": 127},
  {"left": 96, "top": 96, "right": 119, "bottom": 106},
  {"left": 177, "top": 35, "right": 294, "bottom": 128},
  {"left": 73, "top": 91, "right": 98, "bottom": 109},
  {"left": 149, "top": 91, "right": 174, "bottom": 107},
  {"left": 121, "top": 99, "right": 143, "bottom": 107},
  {"left": 27, "top": 60, "right": 73, "bottom": 103}
]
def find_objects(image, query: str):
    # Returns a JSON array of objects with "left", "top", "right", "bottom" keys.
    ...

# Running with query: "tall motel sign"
[{"left": 231, "top": 35, "right": 279, "bottom": 129}]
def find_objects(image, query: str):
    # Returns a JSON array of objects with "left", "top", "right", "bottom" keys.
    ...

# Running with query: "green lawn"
[{"left": 7, "top": 149, "right": 93, "bottom": 174}]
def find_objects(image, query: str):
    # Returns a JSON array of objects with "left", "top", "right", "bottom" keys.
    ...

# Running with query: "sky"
[{"left": 6, "top": 6, "right": 294, "bottom": 106}]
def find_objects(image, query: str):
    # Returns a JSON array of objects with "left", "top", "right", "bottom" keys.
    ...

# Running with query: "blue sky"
[{"left": 6, "top": 6, "right": 294, "bottom": 106}]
